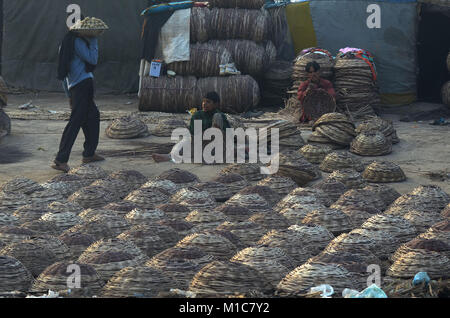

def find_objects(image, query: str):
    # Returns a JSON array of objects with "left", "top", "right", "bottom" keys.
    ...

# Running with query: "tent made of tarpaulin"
[
  {"left": 1, "top": 0, "right": 148, "bottom": 93},
  {"left": 278, "top": 0, "right": 449, "bottom": 105}
]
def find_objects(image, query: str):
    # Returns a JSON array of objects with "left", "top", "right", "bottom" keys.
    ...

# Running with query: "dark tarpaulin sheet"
[{"left": 2, "top": 0, "right": 148, "bottom": 93}]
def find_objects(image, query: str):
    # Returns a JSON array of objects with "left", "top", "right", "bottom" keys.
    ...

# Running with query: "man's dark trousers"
[{"left": 56, "top": 78, "right": 99, "bottom": 163}]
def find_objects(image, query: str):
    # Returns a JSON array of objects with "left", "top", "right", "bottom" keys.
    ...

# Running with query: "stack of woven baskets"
[{"left": 309, "top": 113, "right": 356, "bottom": 149}]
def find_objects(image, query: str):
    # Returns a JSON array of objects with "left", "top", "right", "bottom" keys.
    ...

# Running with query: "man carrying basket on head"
[{"left": 52, "top": 17, "right": 109, "bottom": 173}]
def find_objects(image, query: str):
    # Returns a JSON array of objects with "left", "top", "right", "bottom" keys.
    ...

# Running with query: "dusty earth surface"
[{"left": 1, "top": 92, "right": 449, "bottom": 196}]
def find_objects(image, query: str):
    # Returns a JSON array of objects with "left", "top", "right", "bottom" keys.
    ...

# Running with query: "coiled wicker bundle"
[
  {"left": 193, "top": 181, "right": 233, "bottom": 202},
  {"left": 325, "top": 231, "right": 378, "bottom": 255},
  {"left": 196, "top": 75, "right": 260, "bottom": 113},
  {"left": 78, "top": 208, "right": 119, "bottom": 221},
  {"left": 171, "top": 187, "right": 217, "bottom": 212},
  {"left": 237, "top": 185, "right": 281, "bottom": 207},
  {"left": 350, "top": 131, "right": 392, "bottom": 156},
  {"left": 31, "top": 262, "right": 103, "bottom": 296},
  {"left": 220, "top": 164, "right": 264, "bottom": 183},
  {"left": 124, "top": 187, "right": 169, "bottom": 210},
  {"left": 69, "top": 164, "right": 109, "bottom": 181},
  {"left": 363, "top": 184, "right": 401, "bottom": 208},
  {"left": 230, "top": 246, "right": 293, "bottom": 286},
  {"left": 328, "top": 169, "right": 367, "bottom": 189},
  {"left": 312, "top": 113, "right": 356, "bottom": 146},
  {"left": 101, "top": 265, "right": 175, "bottom": 298},
  {"left": 0, "top": 226, "right": 35, "bottom": 246},
  {"left": 411, "top": 185, "right": 450, "bottom": 209},
  {"left": 256, "top": 175, "right": 297, "bottom": 198},
  {"left": 0, "top": 191, "right": 31, "bottom": 214},
  {"left": 0, "top": 255, "right": 33, "bottom": 293},
  {"left": 313, "top": 179, "right": 347, "bottom": 203},
  {"left": 12, "top": 204, "right": 48, "bottom": 224},
  {"left": 319, "top": 151, "right": 364, "bottom": 173},
  {"left": 209, "top": 8, "right": 270, "bottom": 43},
  {"left": 0, "top": 241, "right": 57, "bottom": 277},
  {"left": 302, "top": 89, "right": 337, "bottom": 121},
  {"left": 190, "top": 7, "right": 210, "bottom": 43},
  {"left": 58, "top": 232, "right": 96, "bottom": 260},
  {"left": 101, "top": 202, "right": 138, "bottom": 217},
  {"left": 63, "top": 219, "right": 118, "bottom": 241},
  {"left": 69, "top": 186, "right": 117, "bottom": 209},
  {"left": 356, "top": 116, "right": 399, "bottom": 144},
  {"left": 0, "top": 213, "right": 19, "bottom": 227},
  {"left": 158, "top": 168, "right": 200, "bottom": 187},
  {"left": 276, "top": 262, "right": 355, "bottom": 297},
  {"left": 168, "top": 42, "right": 233, "bottom": 77},
  {"left": 292, "top": 48, "right": 334, "bottom": 90},
  {"left": 333, "top": 188, "right": 387, "bottom": 212},
  {"left": 362, "top": 161, "right": 406, "bottom": 183},
  {"left": 105, "top": 115, "right": 149, "bottom": 139},
  {"left": 277, "top": 151, "right": 321, "bottom": 186},
  {"left": 156, "top": 203, "right": 192, "bottom": 220},
  {"left": 21, "top": 219, "right": 61, "bottom": 236},
  {"left": 302, "top": 208, "right": 354, "bottom": 236},
  {"left": 0, "top": 177, "right": 43, "bottom": 195},
  {"left": 248, "top": 211, "right": 290, "bottom": 231},
  {"left": 387, "top": 238, "right": 450, "bottom": 279},
  {"left": 146, "top": 246, "right": 215, "bottom": 290},
  {"left": 419, "top": 220, "right": 450, "bottom": 243},
  {"left": 139, "top": 75, "right": 198, "bottom": 113},
  {"left": 185, "top": 209, "right": 228, "bottom": 232},
  {"left": 300, "top": 144, "right": 332, "bottom": 165},
  {"left": 208, "top": 39, "right": 275, "bottom": 77},
  {"left": 176, "top": 231, "right": 238, "bottom": 261},
  {"left": 209, "top": 0, "right": 266, "bottom": 9},
  {"left": 124, "top": 208, "right": 167, "bottom": 226},
  {"left": 117, "top": 224, "right": 179, "bottom": 258},
  {"left": 79, "top": 250, "right": 140, "bottom": 283},
  {"left": 78, "top": 238, "right": 148, "bottom": 266},
  {"left": 442, "top": 81, "right": 450, "bottom": 107},
  {"left": 387, "top": 194, "right": 447, "bottom": 216},
  {"left": 151, "top": 118, "right": 187, "bottom": 137},
  {"left": 334, "top": 52, "right": 380, "bottom": 113},
  {"left": 90, "top": 177, "right": 133, "bottom": 200},
  {"left": 27, "top": 234, "right": 71, "bottom": 262},
  {"left": 108, "top": 170, "right": 148, "bottom": 190},
  {"left": 189, "top": 260, "right": 273, "bottom": 297}
]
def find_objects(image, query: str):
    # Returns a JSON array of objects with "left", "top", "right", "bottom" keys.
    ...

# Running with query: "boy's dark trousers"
[{"left": 55, "top": 78, "right": 99, "bottom": 163}]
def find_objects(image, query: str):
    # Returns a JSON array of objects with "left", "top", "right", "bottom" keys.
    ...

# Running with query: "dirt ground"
[{"left": 1, "top": 92, "right": 449, "bottom": 196}]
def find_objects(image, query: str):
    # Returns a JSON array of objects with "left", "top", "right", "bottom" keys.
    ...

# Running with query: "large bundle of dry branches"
[
  {"left": 139, "top": 76, "right": 198, "bottom": 113},
  {"left": 167, "top": 43, "right": 233, "bottom": 77},
  {"left": 208, "top": 39, "right": 275, "bottom": 77},
  {"left": 190, "top": 7, "right": 210, "bottom": 43},
  {"left": 267, "top": 6, "right": 289, "bottom": 51},
  {"left": 208, "top": 0, "right": 266, "bottom": 9},
  {"left": 209, "top": 8, "right": 270, "bottom": 43},
  {"left": 196, "top": 75, "right": 260, "bottom": 113}
]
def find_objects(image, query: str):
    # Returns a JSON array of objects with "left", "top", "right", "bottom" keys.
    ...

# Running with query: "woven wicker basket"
[
  {"left": 31, "top": 261, "right": 104, "bottom": 296},
  {"left": 102, "top": 201, "right": 139, "bottom": 217},
  {"left": 158, "top": 219, "right": 194, "bottom": 237},
  {"left": 300, "top": 144, "right": 332, "bottom": 164},
  {"left": 248, "top": 211, "right": 290, "bottom": 231},
  {"left": 189, "top": 260, "right": 273, "bottom": 297},
  {"left": 276, "top": 187, "right": 333, "bottom": 212},
  {"left": 108, "top": 170, "right": 148, "bottom": 190},
  {"left": 226, "top": 193, "right": 271, "bottom": 213},
  {"left": 276, "top": 262, "right": 356, "bottom": 297},
  {"left": 146, "top": 246, "right": 215, "bottom": 290},
  {"left": 58, "top": 232, "right": 96, "bottom": 260},
  {"left": 157, "top": 168, "right": 200, "bottom": 186},
  {"left": 69, "top": 164, "right": 109, "bottom": 181},
  {"left": 185, "top": 209, "right": 228, "bottom": 233},
  {"left": 237, "top": 185, "right": 281, "bottom": 207},
  {"left": 0, "top": 226, "right": 35, "bottom": 246},
  {"left": 0, "top": 177, "right": 43, "bottom": 195},
  {"left": 101, "top": 265, "right": 175, "bottom": 298},
  {"left": 48, "top": 201, "right": 83, "bottom": 215},
  {"left": 312, "top": 179, "right": 348, "bottom": 203},
  {"left": 29, "top": 188, "right": 65, "bottom": 206},
  {"left": 0, "top": 191, "right": 31, "bottom": 214},
  {"left": 333, "top": 188, "right": 387, "bottom": 212},
  {"left": 105, "top": 115, "right": 149, "bottom": 139},
  {"left": 90, "top": 177, "right": 133, "bottom": 200},
  {"left": 12, "top": 204, "right": 48, "bottom": 224},
  {"left": 176, "top": 231, "right": 238, "bottom": 261},
  {"left": 356, "top": 116, "right": 399, "bottom": 144},
  {"left": 256, "top": 175, "right": 297, "bottom": 197},
  {"left": 277, "top": 151, "right": 321, "bottom": 186},
  {"left": 193, "top": 181, "right": 233, "bottom": 202},
  {"left": 124, "top": 187, "right": 169, "bottom": 210},
  {"left": 301, "top": 207, "right": 354, "bottom": 236},
  {"left": 212, "top": 173, "right": 249, "bottom": 195},
  {"left": 350, "top": 131, "right": 392, "bottom": 156},
  {"left": 152, "top": 118, "right": 187, "bottom": 137},
  {"left": 220, "top": 164, "right": 264, "bottom": 183},
  {"left": 156, "top": 203, "right": 192, "bottom": 220},
  {"left": 328, "top": 169, "right": 367, "bottom": 189},
  {"left": 28, "top": 234, "right": 72, "bottom": 262},
  {"left": 124, "top": 208, "right": 167, "bottom": 226},
  {"left": 391, "top": 237, "right": 450, "bottom": 263},
  {"left": 278, "top": 204, "right": 326, "bottom": 225},
  {"left": 216, "top": 221, "right": 266, "bottom": 247},
  {"left": 319, "top": 151, "right": 365, "bottom": 173},
  {"left": 0, "top": 212, "right": 19, "bottom": 227},
  {"left": 213, "top": 204, "right": 253, "bottom": 222},
  {"left": 0, "top": 240, "right": 57, "bottom": 277},
  {"left": 117, "top": 224, "right": 179, "bottom": 258},
  {"left": 402, "top": 210, "right": 446, "bottom": 233},
  {"left": 69, "top": 186, "right": 118, "bottom": 209},
  {"left": 0, "top": 255, "right": 34, "bottom": 293},
  {"left": 170, "top": 187, "right": 217, "bottom": 212},
  {"left": 40, "top": 211, "right": 83, "bottom": 233}
]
